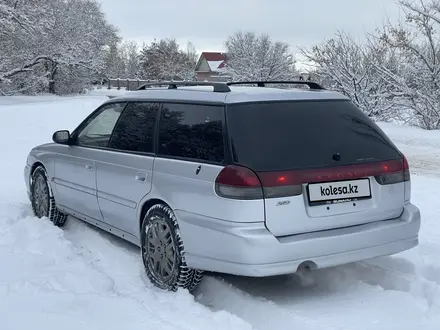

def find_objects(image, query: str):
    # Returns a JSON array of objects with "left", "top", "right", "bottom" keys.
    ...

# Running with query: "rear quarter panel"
[{"left": 145, "top": 158, "right": 266, "bottom": 258}]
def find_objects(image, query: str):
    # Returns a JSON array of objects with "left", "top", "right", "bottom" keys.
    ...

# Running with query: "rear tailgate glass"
[{"left": 226, "top": 100, "right": 401, "bottom": 171}]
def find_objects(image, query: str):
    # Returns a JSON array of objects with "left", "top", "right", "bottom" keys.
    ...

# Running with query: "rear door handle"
[
  {"left": 135, "top": 172, "right": 147, "bottom": 183},
  {"left": 85, "top": 164, "right": 94, "bottom": 171}
]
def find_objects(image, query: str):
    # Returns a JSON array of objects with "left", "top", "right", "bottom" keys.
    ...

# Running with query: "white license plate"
[{"left": 308, "top": 178, "right": 371, "bottom": 204}]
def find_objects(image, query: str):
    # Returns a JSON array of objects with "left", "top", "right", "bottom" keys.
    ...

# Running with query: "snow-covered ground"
[{"left": 1, "top": 94, "right": 439, "bottom": 330}]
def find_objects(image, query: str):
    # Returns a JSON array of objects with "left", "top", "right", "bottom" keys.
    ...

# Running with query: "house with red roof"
[{"left": 194, "top": 52, "right": 229, "bottom": 81}]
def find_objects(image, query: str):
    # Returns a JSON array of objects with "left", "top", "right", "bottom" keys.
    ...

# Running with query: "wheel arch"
[
  {"left": 139, "top": 198, "right": 172, "bottom": 233},
  {"left": 31, "top": 161, "right": 45, "bottom": 174},
  {"left": 29, "top": 161, "right": 46, "bottom": 185},
  {"left": 138, "top": 198, "right": 203, "bottom": 291}
]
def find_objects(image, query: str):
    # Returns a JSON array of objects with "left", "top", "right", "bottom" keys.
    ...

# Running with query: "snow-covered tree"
[
  {"left": 138, "top": 38, "right": 197, "bottom": 81},
  {"left": 222, "top": 31, "right": 296, "bottom": 81},
  {"left": 0, "top": 0, "right": 52, "bottom": 94},
  {"left": 300, "top": 31, "right": 402, "bottom": 121},
  {"left": 373, "top": 0, "right": 440, "bottom": 129},
  {"left": 0, "top": 0, "right": 119, "bottom": 95}
]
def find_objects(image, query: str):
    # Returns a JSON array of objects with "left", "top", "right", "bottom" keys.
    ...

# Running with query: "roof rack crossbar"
[
  {"left": 137, "top": 81, "right": 231, "bottom": 93},
  {"left": 226, "top": 80, "right": 325, "bottom": 90}
]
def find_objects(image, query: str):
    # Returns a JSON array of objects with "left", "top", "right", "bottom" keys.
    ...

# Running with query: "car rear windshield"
[{"left": 226, "top": 100, "right": 401, "bottom": 172}]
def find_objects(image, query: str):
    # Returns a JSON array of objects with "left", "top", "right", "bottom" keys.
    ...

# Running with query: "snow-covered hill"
[{"left": 1, "top": 95, "right": 439, "bottom": 330}]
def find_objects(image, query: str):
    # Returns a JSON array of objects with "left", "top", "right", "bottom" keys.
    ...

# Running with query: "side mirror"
[{"left": 52, "top": 130, "right": 71, "bottom": 145}]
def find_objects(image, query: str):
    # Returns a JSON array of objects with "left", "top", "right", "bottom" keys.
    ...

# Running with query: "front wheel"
[
  {"left": 30, "top": 166, "right": 67, "bottom": 227},
  {"left": 141, "top": 204, "right": 203, "bottom": 292}
]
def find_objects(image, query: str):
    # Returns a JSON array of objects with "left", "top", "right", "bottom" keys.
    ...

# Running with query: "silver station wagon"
[{"left": 24, "top": 81, "right": 421, "bottom": 291}]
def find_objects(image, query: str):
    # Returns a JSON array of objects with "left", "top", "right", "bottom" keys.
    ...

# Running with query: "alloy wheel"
[{"left": 143, "top": 216, "right": 177, "bottom": 284}]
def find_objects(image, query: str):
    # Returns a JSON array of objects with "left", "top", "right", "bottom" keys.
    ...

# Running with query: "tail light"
[
  {"left": 215, "top": 165, "right": 303, "bottom": 200},
  {"left": 215, "top": 157, "right": 410, "bottom": 200},
  {"left": 215, "top": 165, "right": 264, "bottom": 200},
  {"left": 374, "top": 156, "right": 410, "bottom": 185}
]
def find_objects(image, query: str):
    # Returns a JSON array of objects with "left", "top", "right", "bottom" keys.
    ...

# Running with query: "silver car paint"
[
  {"left": 51, "top": 144, "right": 104, "bottom": 222},
  {"left": 102, "top": 86, "right": 350, "bottom": 107},
  {"left": 94, "top": 149, "right": 154, "bottom": 237},
  {"left": 179, "top": 203, "right": 420, "bottom": 276},
  {"left": 24, "top": 88, "right": 421, "bottom": 277},
  {"left": 150, "top": 158, "right": 266, "bottom": 260},
  {"left": 264, "top": 179, "right": 406, "bottom": 237}
]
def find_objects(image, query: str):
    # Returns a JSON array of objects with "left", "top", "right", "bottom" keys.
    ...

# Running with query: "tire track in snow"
[
  {"left": 0, "top": 202, "right": 254, "bottom": 330},
  {"left": 60, "top": 216, "right": 254, "bottom": 330}
]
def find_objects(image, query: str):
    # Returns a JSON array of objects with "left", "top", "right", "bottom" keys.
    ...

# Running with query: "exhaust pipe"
[
  {"left": 296, "top": 261, "right": 317, "bottom": 274},
  {"left": 296, "top": 261, "right": 317, "bottom": 287}
]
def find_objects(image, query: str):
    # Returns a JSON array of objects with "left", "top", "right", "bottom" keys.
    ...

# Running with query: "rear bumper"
[{"left": 178, "top": 203, "right": 421, "bottom": 277}]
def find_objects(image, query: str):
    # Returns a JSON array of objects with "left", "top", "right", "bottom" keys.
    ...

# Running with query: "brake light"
[
  {"left": 215, "top": 158, "right": 409, "bottom": 200},
  {"left": 215, "top": 165, "right": 302, "bottom": 199},
  {"left": 374, "top": 156, "right": 410, "bottom": 185}
]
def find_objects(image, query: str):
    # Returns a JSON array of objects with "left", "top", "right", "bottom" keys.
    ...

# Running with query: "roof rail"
[
  {"left": 137, "top": 81, "right": 231, "bottom": 93},
  {"left": 226, "top": 80, "right": 325, "bottom": 90}
]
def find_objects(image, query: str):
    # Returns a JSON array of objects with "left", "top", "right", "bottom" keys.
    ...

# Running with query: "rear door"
[
  {"left": 226, "top": 99, "right": 406, "bottom": 236},
  {"left": 95, "top": 102, "right": 159, "bottom": 237}
]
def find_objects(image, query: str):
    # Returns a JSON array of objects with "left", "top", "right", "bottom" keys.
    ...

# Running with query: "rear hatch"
[{"left": 225, "top": 99, "right": 410, "bottom": 237}]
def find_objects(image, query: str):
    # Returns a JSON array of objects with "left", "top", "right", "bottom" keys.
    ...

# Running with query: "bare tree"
[
  {"left": 222, "top": 31, "right": 296, "bottom": 81},
  {"left": 121, "top": 41, "right": 141, "bottom": 78},
  {"left": 103, "top": 42, "right": 126, "bottom": 79},
  {"left": 180, "top": 41, "right": 198, "bottom": 81}
]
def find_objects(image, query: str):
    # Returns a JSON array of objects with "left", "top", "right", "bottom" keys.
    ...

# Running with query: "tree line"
[
  {"left": 1, "top": 0, "right": 440, "bottom": 129},
  {"left": 103, "top": 33, "right": 297, "bottom": 82},
  {"left": 0, "top": 0, "right": 297, "bottom": 95}
]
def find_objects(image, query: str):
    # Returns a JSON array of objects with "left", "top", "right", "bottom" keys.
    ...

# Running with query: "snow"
[
  {"left": 0, "top": 95, "right": 251, "bottom": 330},
  {"left": 377, "top": 122, "right": 440, "bottom": 177},
  {"left": 1, "top": 95, "right": 440, "bottom": 330},
  {"left": 207, "top": 60, "right": 224, "bottom": 71}
]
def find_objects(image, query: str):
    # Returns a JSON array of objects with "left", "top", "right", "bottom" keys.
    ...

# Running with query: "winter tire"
[
  {"left": 30, "top": 165, "right": 67, "bottom": 227},
  {"left": 141, "top": 203, "right": 203, "bottom": 292}
]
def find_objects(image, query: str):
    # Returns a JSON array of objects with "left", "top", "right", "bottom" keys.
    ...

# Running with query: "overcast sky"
[{"left": 97, "top": 0, "right": 402, "bottom": 66}]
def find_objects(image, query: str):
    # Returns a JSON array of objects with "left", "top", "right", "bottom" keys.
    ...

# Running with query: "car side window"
[
  {"left": 158, "top": 103, "right": 225, "bottom": 163},
  {"left": 108, "top": 102, "right": 159, "bottom": 153},
  {"left": 76, "top": 103, "right": 126, "bottom": 148}
]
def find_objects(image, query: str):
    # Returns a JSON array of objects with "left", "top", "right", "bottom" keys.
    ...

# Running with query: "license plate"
[{"left": 307, "top": 178, "right": 371, "bottom": 206}]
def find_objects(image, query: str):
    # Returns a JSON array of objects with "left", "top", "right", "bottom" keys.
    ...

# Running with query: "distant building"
[
  {"left": 194, "top": 51, "right": 316, "bottom": 83},
  {"left": 194, "top": 52, "right": 229, "bottom": 81}
]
